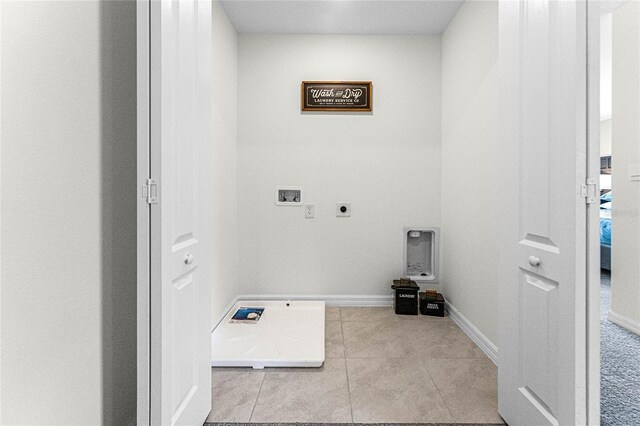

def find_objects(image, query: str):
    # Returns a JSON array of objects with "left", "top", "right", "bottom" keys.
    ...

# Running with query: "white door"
[
  {"left": 498, "top": 1, "right": 588, "bottom": 425},
  {"left": 143, "top": 0, "right": 213, "bottom": 424}
]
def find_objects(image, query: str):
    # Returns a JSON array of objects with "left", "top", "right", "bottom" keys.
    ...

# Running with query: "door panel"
[
  {"left": 498, "top": 1, "right": 587, "bottom": 425},
  {"left": 521, "top": 270, "right": 559, "bottom": 416},
  {"left": 171, "top": 272, "right": 198, "bottom": 416},
  {"left": 148, "top": 0, "right": 213, "bottom": 424}
]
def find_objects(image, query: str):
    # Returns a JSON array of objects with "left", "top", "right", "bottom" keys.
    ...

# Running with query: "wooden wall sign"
[{"left": 301, "top": 81, "right": 372, "bottom": 112}]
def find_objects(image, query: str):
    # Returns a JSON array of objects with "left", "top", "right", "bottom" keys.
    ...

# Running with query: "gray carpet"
[
  {"left": 204, "top": 424, "right": 505, "bottom": 426},
  {"left": 600, "top": 271, "right": 640, "bottom": 426}
]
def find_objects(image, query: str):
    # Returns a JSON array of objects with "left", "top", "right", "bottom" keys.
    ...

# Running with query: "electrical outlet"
[
  {"left": 305, "top": 203, "right": 315, "bottom": 218},
  {"left": 336, "top": 202, "right": 351, "bottom": 217}
]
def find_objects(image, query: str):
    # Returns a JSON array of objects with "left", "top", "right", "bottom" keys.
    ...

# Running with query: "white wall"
[
  {"left": 440, "top": 0, "right": 499, "bottom": 345},
  {"left": 601, "top": 118, "right": 612, "bottom": 157},
  {"left": 601, "top": 12, "right": 613, "bottom": 121},
  {"left": 210, "top": 1, "right": 239, "bottom": 326},
  {"left": 600, "top": 12, "right": 613, "bottom": 156},
  {"left": 237, "top": 34, "right": 441, "bottom": 296},
  {"left": 610, "top": 0, "right": 640, "bottom": 327},
  {"left": 1, "top": 1, "right": 137, "bottom": 424}
]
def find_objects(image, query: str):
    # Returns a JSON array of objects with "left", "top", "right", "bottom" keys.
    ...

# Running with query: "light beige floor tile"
[
  {"left": 340, "top": 307, "right": 398, "bottom": 322},
  {"left": 398, "top": 313, "right": 454, "bottom": 322},
  {"left": 340, "top": 306, "right": 454, "bottom": 322},
  {"left": 412, "top": 322, "right": 486, "bottom": 358},
  {"left": 325, "top": 321, "right": 345, "bottom": 358},
  {"left": 342, "top": 320, "right": 420, "bottom": 358},
  {"left": 347, "top": 357, "right": 453, "bottom": 423},
  {"left": 423, "top": 358, "right": 504, "bottom": 424},
  {"left": 326, "top": 306, "right": 341, "bottom": 321},
  {"left": 342, "top": 319, "right": 456, "bottom": 358},
  {"left": 208, "top": 309, "right": 492, "bottom": 424},
  {"left": 250, "top": 358, "right": 352, "bottom": 423},
  {"left": 206, "top": 368, "right": 264, "bottom": 423}
]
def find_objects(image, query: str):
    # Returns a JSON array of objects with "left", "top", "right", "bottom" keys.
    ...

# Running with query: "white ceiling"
[{"left": 220, "top": 0, "right": 465, "bottom": 35}]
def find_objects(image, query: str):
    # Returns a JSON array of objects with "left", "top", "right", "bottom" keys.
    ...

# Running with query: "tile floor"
[{"left": 206, "top": 307, "right": 504, "bottom": 424}]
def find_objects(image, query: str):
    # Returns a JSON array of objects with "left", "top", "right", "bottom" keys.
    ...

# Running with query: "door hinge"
[
  {"left": 142, "top": 178, "right": 159, "bottom": 204},
  {"left": 580, "top": 179, "right": 597, "bottom": 204}
]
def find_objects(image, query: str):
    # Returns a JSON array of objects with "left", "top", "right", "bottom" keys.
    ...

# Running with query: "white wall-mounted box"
[
  {"left": 403, "top": 227, "right": 439, "bottom": 283},
  {"left": 274, "top": 186, "right": 303, "bottom": 206}
]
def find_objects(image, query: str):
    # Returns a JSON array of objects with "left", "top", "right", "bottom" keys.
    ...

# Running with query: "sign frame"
[{"left": 301, "top": 81, "right": 373, "bottom": 112}]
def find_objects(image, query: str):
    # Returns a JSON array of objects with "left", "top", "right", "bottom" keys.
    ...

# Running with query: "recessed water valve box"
[
  {"left": 403, "top": 227, "right": 439, "bottom": 283},
  {"left": 275, "top": 187, "right": 303, "bottom": 206}
]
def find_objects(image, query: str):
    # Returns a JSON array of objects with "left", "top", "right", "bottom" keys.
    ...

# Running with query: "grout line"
[
  {"left": 419, "top": 358, "right": 455, "bottom": 422},
  {"left": 247, "top": 369, "right": 267, "bottom": 423},
  {"left": 339, "top": 319, "right": 346, "bottom": 359},
  {"left": 341, "top": 319, "right": 355, "bottom": 424}
]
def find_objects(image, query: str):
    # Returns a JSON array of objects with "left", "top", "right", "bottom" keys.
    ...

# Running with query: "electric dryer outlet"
[{"left": 336, "top": 202, "right": 351, "bottom": 217}]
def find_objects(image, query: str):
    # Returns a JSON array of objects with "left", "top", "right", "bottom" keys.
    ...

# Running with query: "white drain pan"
[{"left": 211, "top": 300, "right": 325, "bottom": 369}]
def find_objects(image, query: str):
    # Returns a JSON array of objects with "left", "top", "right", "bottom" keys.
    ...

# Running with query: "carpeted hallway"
[{"left": 600, "top": 271, "right": 640, "bottom": 425}]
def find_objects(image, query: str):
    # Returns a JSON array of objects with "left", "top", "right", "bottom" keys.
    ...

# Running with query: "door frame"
[
  {"left": 136, "top": 0, "right": 151, "bottom": 424},
  {"left": 585, "top": 1, "right": 632, "bottom": 424},
  {"left": 539, "top": 0, "right": 613, "bottom": 422},
  {"left": 586, "top": 1, "right": 601, "bottom": 424},
  {"left": 586, "top": 1, "right": 600, "bottom": 426},
  {"left": 131, "top": 0, "right": 605, "bottom": 423}
]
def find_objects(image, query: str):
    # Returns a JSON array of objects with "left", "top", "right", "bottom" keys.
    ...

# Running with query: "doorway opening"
[
  {"left": 596, "top": 2, "right": 640, "bottom": 425},
  {"left": 139, "top": 0, "right": 599, "bottom": 424},
  {"left": 201, "top": 0, "right": 503, "bottom": 424}
]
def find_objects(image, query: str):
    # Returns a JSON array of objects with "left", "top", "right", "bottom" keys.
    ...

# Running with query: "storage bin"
[
  {"left": 419, "top": 292, "right": 445, "bottom": 317},
  {"left": 391, "top": 279, "right": 420, "bottom": 315}
]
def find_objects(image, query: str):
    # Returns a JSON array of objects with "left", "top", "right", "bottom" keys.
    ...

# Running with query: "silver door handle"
[
  {"left": 528, "top": 256, "right": 541, "bottom": 267},
  {"left": 184, "top": 253, "right": 194, "bottom": 265}
]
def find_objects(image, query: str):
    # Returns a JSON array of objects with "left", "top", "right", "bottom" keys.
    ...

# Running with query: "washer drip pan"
[{"left": 211, "top": 300, "right": 325, "bottom": 369}]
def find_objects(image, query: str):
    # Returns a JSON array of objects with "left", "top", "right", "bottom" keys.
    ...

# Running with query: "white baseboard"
[
  {"left": 608, "top": 310, "right": 640, "bottom": 336},
  {"left": 212, "top": 296, "right": 241, "bottom": 330},
  {"left": 236, "top": 294, "right": 394, "bottom": 307},
  {"left": 445, "top": 301, "right": 499, "bottom": 365}
]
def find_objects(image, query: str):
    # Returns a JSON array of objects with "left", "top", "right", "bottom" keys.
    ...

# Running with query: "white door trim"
[
  {"left": 586, "top": 1, "right": 601, "bottom": 424},
  {"left": 148, "top": 1, "right": 162, "bottom": 421},
  {"left": 0, "top": 1, "right": 3, "bottom": 421},
  {"left": 136, "top": 1, "right": 151, "bottom": 424}
]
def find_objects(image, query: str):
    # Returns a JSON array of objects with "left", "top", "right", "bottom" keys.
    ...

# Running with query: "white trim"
[
  {"left": 586, "top": 2, "right": 602, "bottom": 424},
  {"left": 0, "top": 0, "right": 3, "bottom": 420},
  {"left": 136, "top": 1, "right": 150, "bottom": 425},
  {"left": 236, "top": 294, "right": 394, "bottom": 307},
  {"left": 608, "top": 310, "right": 640, "bottom": 336},
  {"left": 212, "top": 296, "right": 241, "bottom": 329},
  {"left": 445, "top": 302, "right": 499, "bottom": 365}
]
